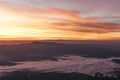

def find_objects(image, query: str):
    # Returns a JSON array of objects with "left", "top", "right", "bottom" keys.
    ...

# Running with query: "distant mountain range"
[{"left": 0, "top": 41, "right": 120, "bottom": 62}]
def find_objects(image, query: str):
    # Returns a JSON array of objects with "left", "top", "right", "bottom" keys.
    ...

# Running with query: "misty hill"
[
  {"left": 0, "top": 61, "right": 17, "bottom": 66},
  {"left": 0, "top": 41, "right": 120, "bottom": 62}
]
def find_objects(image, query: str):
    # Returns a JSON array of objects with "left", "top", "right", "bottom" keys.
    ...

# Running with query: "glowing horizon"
[{"left": 0, "top": 0, "right": 120, "bottom": 41}]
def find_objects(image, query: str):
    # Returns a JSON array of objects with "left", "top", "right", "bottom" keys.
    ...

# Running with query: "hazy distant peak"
[{"left": 31, "top": 41, "right": 57, "bottom": 45}]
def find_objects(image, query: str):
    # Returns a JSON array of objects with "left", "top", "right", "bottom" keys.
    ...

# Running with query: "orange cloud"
[
  {"left": 52, "top": 20, "right": 120, "bottom": 33},
  {"left": 0, "top": 4, "right": 120, "bottom": 41}
]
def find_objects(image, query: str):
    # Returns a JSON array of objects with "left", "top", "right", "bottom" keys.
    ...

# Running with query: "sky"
[{"left": 0, "top": 0, "right": 120, "bottom": 40}]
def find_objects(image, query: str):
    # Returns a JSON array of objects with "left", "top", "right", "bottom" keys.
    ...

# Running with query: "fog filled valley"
[{"left": 0, "top": 41, "right": 120, "bottom": 80}]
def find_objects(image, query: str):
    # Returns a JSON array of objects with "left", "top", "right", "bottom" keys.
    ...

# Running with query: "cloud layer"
[{"left": 0, "top": 55, "right": 120, "bottom": 76}]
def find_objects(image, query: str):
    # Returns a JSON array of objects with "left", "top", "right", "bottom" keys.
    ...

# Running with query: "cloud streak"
[{"left": 53, "top": 21, "right": 120, "bottom": 33}]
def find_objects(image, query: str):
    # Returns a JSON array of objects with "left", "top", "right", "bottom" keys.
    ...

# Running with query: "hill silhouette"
[{"left": 1, "top": 71, "right": 120, "bottom": 80}]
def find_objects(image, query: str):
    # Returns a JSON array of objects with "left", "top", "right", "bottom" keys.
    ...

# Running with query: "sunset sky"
[{"left": 0, "top": 0, "right": 120, "bottom": 40}]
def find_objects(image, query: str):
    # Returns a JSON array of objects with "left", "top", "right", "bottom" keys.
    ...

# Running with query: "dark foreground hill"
[
  {"left": 1, "top": 71, "right": 92, "bottom": 80},
  {"left": 1, "top": 71, "right": 120, "bottom": 80},
  {"left": 0, "top": 41, "right": 120, "bottom": 62}
]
